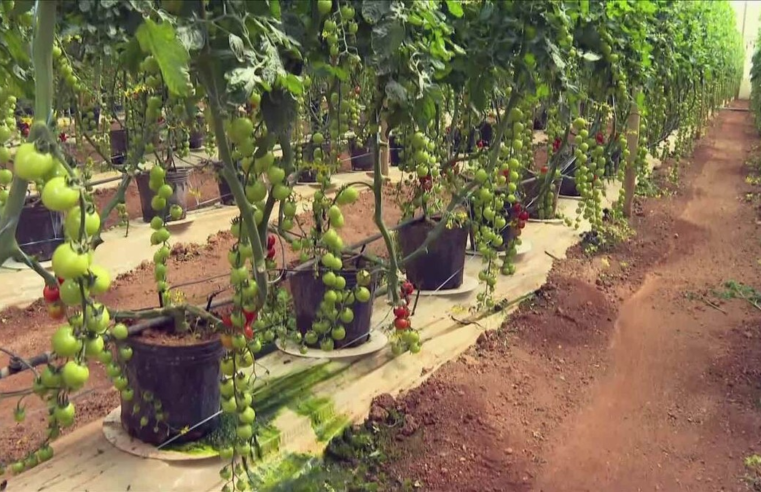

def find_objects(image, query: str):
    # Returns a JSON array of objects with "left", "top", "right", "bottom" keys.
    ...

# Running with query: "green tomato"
[
  {"left": 331, "top": 326, "right": 346, "bottom": 341},
  {"left": 85, "top": 335, "right": 104, "bottom": 357},
  {"left": 51, "top": 325, "right": 82, "bottom": 357},
  {"left": 13, "top": 143, "right": 54, "bottom": 181},
  {"left": 272, "top": 183, "right": 291, "bottom": 201},
  {"left": 230, "top": 118, "right": 254, "bottom": 145},
  {"left": 339, "top": 307, "right": 354, "bottom": 324},
  {"left": 245, "top": 180, "right": 267, "bottom": 202},
  {"left": 254, "top": 152, "right": 275, "bottom": 173},
  {"left": 111, "top": 323, "right": 129, "bottom": 340},
  {"left": 151, "top": 196, "right": 167, "bottom": 211},
  {"left": 59, "top": 278, "right": 86, "bottom": 306},
  {"left": 267, "top": 166, "right": 286, "bottom": 184},
  {"left": 61, "top": 361, "right": 89, "bottom": 389},
  {"left": 158, "top": 184, "right": 173, "bottom": 199},
  {"left": 355, "top": 286, "right": 371, "bottom": 303},
  {"left": 40, "top": 365, "right": 62, "bottom": 388},
  {"left": 41, "top": 177, "right": 80, "bottom": 212},
  {"left": 89, "top": 265, "right": 112, "bottom": 295},
  {"left": 221, "top": 397, "right": 237, "bottom": 413},
  {"left": 65, "top": 206, "right": 101, "bottom": 238},
  {"left": 236, "top": 424, "right": 253, "bottom": 441},
  {"left": 170, "top": 205, "right": 183, "bottom": 220},
  {"left": 119, "top": 346, "right": 133, "bottom": 361},
  {"left": 0, "top": 167, "right": 12, "bottom": 184},
  {"left": 54, "top": 402, "right": 76, "bottom": 427}
]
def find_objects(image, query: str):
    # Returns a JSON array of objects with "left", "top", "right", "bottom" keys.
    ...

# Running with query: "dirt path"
[{"left": 381, "top": 105, "right": 761, "bottom": 491}]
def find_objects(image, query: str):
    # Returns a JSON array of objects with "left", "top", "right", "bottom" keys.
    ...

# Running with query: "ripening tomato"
[
  {"left": 47, "top": 302, "right": 66, "bottom": 320},
  {"left": 244, "top": 325, "right": 254, "bottom": 340}
]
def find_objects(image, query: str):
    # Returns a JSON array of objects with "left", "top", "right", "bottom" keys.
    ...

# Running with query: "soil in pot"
[
  {"left": 16, "top": 199, "right": 65, "bottom": 262},
  {"left": 110, "top": 127, "right": 128, "bottom": 166},
  {"left": 522, "top": 177, "right": 561, "bottom": 220},
  {"left": 135, "top": 167, "right": 191, "bottom": 223},
  {"left": 397, "top": 218, "right": 469, "bottom": 291},
  {"left": 119, "top": 325, "right": 224, "bottom": 446},
  {"left": 290, "top": 260, "right": 378, "bottom": 349}
]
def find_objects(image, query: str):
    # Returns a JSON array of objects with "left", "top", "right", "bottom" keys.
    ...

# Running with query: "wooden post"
[
  {"left": 622, "top": 96, "right": 640, "bottom": 218},
  {"left": 380, "top": 118, "right": 390, "bottom": 176}
]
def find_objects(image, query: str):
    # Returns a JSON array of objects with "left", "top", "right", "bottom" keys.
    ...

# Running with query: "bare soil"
[
  {"left": 0, "top": 181, "right": 401, "bottom": 464},
  {"left": 378, "top": 104, "right": 761, "bottom": 491}
]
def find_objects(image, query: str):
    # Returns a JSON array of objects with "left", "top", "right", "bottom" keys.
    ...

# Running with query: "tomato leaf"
[
  {"left": 445, "top": 0, "right": 463, "bottom": 18},
  {"left": 135, "top": 18, "right": 191, "bottom": 97},
  {"left": 362, "top": 0, "right": 393, "bottom": 24},
  {"left": 229, "top": 33, "right": 245, "bottom": 62},
  {"left": 280, "top": 73, "right": 304, "bottom": 96},
  {"left": 385, "top": 80, "right": 408, "bottom": 104},
  {"left": 176, "top": 25, "right": 204, "bottom": 51},
  {"left": 581, "top": 51, "right": 601, "bottom": 62}
]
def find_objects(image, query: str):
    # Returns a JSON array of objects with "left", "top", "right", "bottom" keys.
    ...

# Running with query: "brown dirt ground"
[
  {"left": 0, "top": 182, "right": 401, "bottom": 464},
  {"left": 376, "top": 104, "right": 761, "bottom": 491}
]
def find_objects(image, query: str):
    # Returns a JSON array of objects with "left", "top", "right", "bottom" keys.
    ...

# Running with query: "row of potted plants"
[{"left": 0, "top": 0, "right": 743, "bottom": 488}]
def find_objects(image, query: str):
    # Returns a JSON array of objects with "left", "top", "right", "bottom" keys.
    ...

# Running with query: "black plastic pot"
[
  {"left": 523, "top": 178, "right": 561, "bottom": 219},
  {"left": 389, "top": 136, "right": 402, "bottom": 167},
  {"left": 110, "top": 128, "right": 128, "bottom": 166},
  {"left": 120, "top": 335, "right": 224, "bottom": 446},
  {"left": 350, "top": 144, "right": 373, "bottom": 171},
  {"left": 135, "top": 167, "right": 191, "bottom": 223},
  {"left": 533, "top": 108, "right": 548, "bottom": 130},
  {"left": 189, "top": 131, "right": 204, "bottom": 150},
  {"left": 16, "top": 200, "right": 65, "bottom": 262},
  {"left": 290, "top": 263, "right": 377, "bottom": 349},
  {"left": 297, "top": 169, "right": 318, "bottom": 183},
  {"left": 397, "top": 218, "right": 469, "bottom": 291},
  {"left": 212, "top": 161, "right": 237, "bottom": 205}
]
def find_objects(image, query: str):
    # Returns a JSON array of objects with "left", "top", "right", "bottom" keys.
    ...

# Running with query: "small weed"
[
  {"left": 744, "top": 454, "right": 761, "bottom": 491},
  {"left": 714, "top": 281, "right": 761, "bottom": 312}
]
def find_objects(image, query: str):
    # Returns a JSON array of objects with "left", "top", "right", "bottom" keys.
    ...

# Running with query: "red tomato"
[
  {"left": 393, "top": 305, "right": 409, "bottom": 319},
  {"left": 552, "top": 137, "right": 562, "bottom": 152},
  {"left": 43, "top": 285, "right": 60, "bottom": 303},
  {"left": 512, "top": 202, "right": 522, "bottom": 212},
  {"left": 394, "top": 317, "right": 410, "bottom": 330},
  {"left": 244, "top": 309, "right": 257, "bottom": 323},
  {"left": 540, "top": 166, "right": 548, "bottom": 174},
  {"left": 222, "top": 314, "right": 232, "bottom": 327},
  {"left": 244, "top": 325, "right": 254, "bottom": 340},
  {"left": 59, "top": 132, "right": 68, "bottom": 143},
  {"left": 596, "top": 132, "right": 605, "bottom": 145},
  {"left": 518, "top": 211, "right": 529, "bottom": 221},
  {"left": 48, "top": 302, "right": 66, "bottom": 320},
  {"left": 267, "top": 234, "right": 276, "bottom": 249},
  {"left": 266, "top": 247, "right": 276, "bottom": 259},
  {"left": 402, "top": 281, "right": 414, "bottom": 295}
]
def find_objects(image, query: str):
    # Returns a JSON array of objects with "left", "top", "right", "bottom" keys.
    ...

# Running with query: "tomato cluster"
[{"left": 390, "top": 280, "right": 421, "bottom": 355}]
